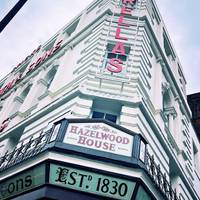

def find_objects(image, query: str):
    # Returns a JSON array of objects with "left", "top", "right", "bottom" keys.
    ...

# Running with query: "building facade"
[{"left": 0, "top": 0, "right": 200, "bottom": 199}]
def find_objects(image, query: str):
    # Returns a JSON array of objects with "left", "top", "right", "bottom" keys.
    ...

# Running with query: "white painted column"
[
  {"left": 168, "top": 114, "right": 174, "bottom": 134},
  {"left": 9, "top": 96, "right": 24, "bottom": 117},
  {"left": 71, "top": 97, "right": 93, "bottom": 118},
  {"left": 49, "top": 49, "right": 75, "bottom": 93},
  {"left": 0, "top": 91, "right": 17, "bottom": 122},
  {"left": 174, "top": 98, "right": 183, "bottom": 150},
  {"left": 120, "top": 106, "right": 140, "bottom": 133},
  {"left": 153, "top": 59, "right": 163, "bottom": 110}
]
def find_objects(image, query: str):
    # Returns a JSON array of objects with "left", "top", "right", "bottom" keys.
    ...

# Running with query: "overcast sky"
[{"left": 0, "top": 0, "right": 199, "bottom": 95}]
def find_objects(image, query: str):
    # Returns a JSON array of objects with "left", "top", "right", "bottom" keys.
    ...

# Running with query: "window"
[
  {"left": 120, "top": 0, "right": 136, "bottom": 8},
  {"left": 9, "top": 84, "right": 32, "bottom": 116},
  {"left": 20, "top": 85, "right": 32, "bottom": 100},
  {"left": 91, "top": 99, "right": 121, "bottom": 123},
  {"left": 45, "top": 67, "right": 58, "bottom": 89},
  {"left": 163, "top": 90, "right": 171, "bottom": 111},
  {"left": 92, "top": 111, "right": 104, "bottom": 118},
  {"left": 0, "top": 99, "right": 4, "bottom": 113},
  {"left": 92, "top": 111, "right": 117, "bottom": 123},
  {"left": 63, "top": 18, "right": 80, "bottom": 37},
  {"left": 163, "top": 30, "right": 175, "bottom": 60}
]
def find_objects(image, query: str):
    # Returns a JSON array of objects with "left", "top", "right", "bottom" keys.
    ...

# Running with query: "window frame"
[{"left": 92, "top": 111, "right": 118, "bottom": 123}]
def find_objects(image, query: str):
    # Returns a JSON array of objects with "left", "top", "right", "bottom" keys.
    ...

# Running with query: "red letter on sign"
[
  {"left": 112, "top": 42, "right": 126, "bottom": 55},
  {"left": 35, "top": 57, "right": 43, "bottom": 67},
  {"left": 6, "top": 81, "right": 14, "bottom": 90},
  {"left": 118, "top": 15, "right": 130, "bottom": 27},
  {"left": 115, "top": 28, "right": 128, "bottom": 41},
  {"left": 121, "top": 7, "right": 132, "bottom": 15},
  {"left": 107, "top": 58, "right": 123, "bottom": 73},
  {"left": 0, "top": 119, "right": 9, "bottom": 132},
  {"left": 53, "top": 40, "right": 63, "bottom": 53},
  {"left": 0, "top": 88, "right": 4, "bottom": 95},
  {"left": 27, "top": 63, "right": 36, "bottom": 73},
  {"left": 122, "top": 0, "right": 136, "bottom": 4}
]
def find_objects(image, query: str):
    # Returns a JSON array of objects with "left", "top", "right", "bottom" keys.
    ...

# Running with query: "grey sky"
[{"left": 0, "top": 0, "right": 199, "bottom": 94}]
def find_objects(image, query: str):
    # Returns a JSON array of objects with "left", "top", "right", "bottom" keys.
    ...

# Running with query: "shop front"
[
  {"left": 0, "top": 119, "right": 172, "bottom": 200},
  {"left": 0, "top": 161, "right": 154, "bottom": 200}
]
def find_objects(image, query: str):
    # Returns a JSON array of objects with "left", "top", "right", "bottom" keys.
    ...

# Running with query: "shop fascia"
[
  {"left": 0, "top": 40, "right": 63, "bottom": 97},
  {"left": 0, "top": 163, "right": 139, "bottom": 200},
  {"left": 107, "top": 0, "right": 137, "bottom": 73}
]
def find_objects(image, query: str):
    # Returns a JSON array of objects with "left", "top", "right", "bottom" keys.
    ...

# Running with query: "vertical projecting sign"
[{"left": 107, "top": 0, "right": 137, "bottom": 74}]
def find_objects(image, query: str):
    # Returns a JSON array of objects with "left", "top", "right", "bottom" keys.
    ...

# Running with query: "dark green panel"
[{"left": 0, "top": 164, "right": 46, "bottom": 200}]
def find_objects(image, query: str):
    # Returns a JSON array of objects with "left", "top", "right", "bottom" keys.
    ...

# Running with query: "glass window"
[
  {"left": 118, "top": 54, "right": 127, "bottom": 61},
  {"left": 105, "top": 113, "right": 117, "bottom": 123},
  {"left": 120, "top": 0, "right": 136, "bottom": 7},
  {"left": 45, "top": 67, "right": 58, "bottom": 89},
  {"left": 92, "top": 111, "right": 117, "bottom": 123},
  {"left": 92, "top": 111, "right": 104, "bottom": 119},
  {"left": 10, "top": 84, "right": 32, "bottom": 116},
  {"left": 20, "top": 85, "right": 32, "bottom": 100},
  {"left": 91, "top": 100, "right": 121, "bottom": 124},
  {"left": 107, "top": 53, "right": 116, "bottom": 59},
  {"left": 163, "top": 30, "right": 175, "bottom": 60}
]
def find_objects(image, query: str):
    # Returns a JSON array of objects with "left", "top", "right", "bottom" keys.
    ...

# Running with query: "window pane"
[
  {"left": 118, "top": 54, "right": 127, "bottom": 61},
  {"left": 105, "top": 114, "right": 117, "bottom": 123},
  {"left": 92, "top": 111, "right": 104, "bottom": 119},
  {"left": 107, "top": 43, "right": 115, "bottom": 51},
  {"left": 107, "top": 53, "right": 116, "bottom": 59}
]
